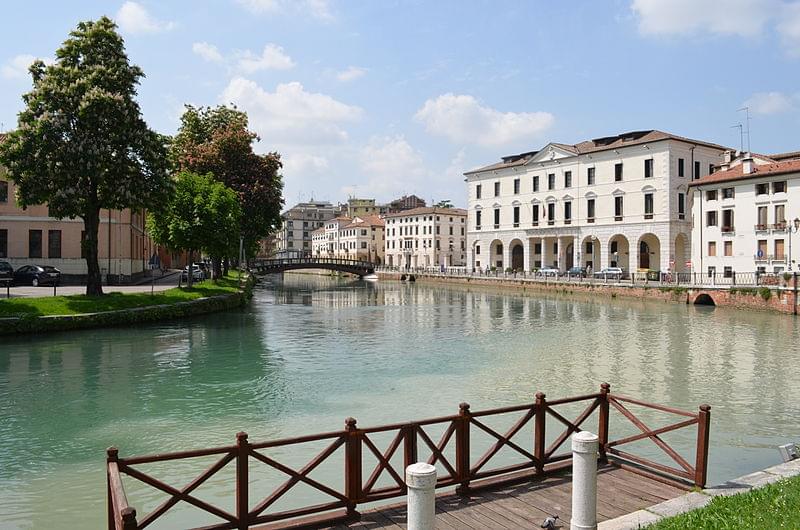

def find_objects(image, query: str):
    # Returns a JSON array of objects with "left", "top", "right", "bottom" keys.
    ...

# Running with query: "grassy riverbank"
[
  {"left": 649, "top": 474, "right": 800, "bottom": 529},
  {"left": 0, "top": 274, "right": 243, "bottom": 317}
]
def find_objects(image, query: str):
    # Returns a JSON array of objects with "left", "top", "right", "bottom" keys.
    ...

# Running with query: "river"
[{"left": 1, "top": 274, "right": 799, "bottom": 528}]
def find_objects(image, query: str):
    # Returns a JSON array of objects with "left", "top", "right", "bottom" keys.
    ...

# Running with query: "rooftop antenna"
[
  {"left": 737, "top": 106, "right": 751, "bottom": 153},
  {"left": 731, "top": 123, "right": 743, "bottom": 153}
]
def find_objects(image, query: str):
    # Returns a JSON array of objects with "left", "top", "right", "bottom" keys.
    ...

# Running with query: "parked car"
[
  {"left": 196, "top": 262, "right": 210, "bottom": 279},
  {"left": 567, "top": 266, "right": 587, "bottom": 277},
  {"left": 539, "top": 266, "right": 560, "bottom": 276},
  {"left": 13, "top": 265, "right": 61, "bottom": 286},
  {"left": 595, "top": 266, "right": 625, "bottom": 279},
  {"left": 0, "top": 261, "right": 13, "bottom": 283},
  {"left": 181, "top": 264, "right": 205, "bottom": 283}
]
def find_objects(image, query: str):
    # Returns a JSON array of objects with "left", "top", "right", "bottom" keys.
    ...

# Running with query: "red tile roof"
[
  {"left": 383, "top": 206, "right": 467, "bottom": 218},
  {"left": 689, "top": 159, "right": 800, "bottom": 187}
]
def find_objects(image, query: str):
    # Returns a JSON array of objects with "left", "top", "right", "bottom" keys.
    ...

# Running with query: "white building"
[
  {"left": 690, "top": 152, "right": 800, "bottom": 277},
  {"left": 312, "top": 215, "right": 385, "bottom": 263},
  {"left": 277, "top": 201, "right": 340, "bottom": 257},
  {"left": 384, "top": 207, "right": 467, "bottom": 269},
  {"left": 464, "top": 130, "right": 729, "bottom": 273}
]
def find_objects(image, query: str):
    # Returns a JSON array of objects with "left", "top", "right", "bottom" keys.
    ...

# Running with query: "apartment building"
[
  {"left": 464, "top": 130, "right": 729, "bottom": 273},
  {"left": 690, "top": 152, "right": 800, "bottom": 277},
  {"left": 311, "top": 215, "right": 385, "bottom": 263},
  {"left": 384, "top": 207, "right": 467, "bottom": 269},
  {"left": 277, "top": 201, "right": 339, "bottom": 257}
]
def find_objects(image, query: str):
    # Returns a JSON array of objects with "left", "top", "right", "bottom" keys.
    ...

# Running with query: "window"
[
  {"left": 513, "top": 178, "right": 520, "bottom": 194},
  {"left": 757, "top": 206, "right": 768, "bottom": 229},
  {"left": 494, "top": 182, "right": 500, "bottom": 196},
  {"left": 756, "top": 183, "right": 768, "bottom": 195},
  {"left": 775, "top": 204, "right": 786, "bottom": 227},
  {"left": 585, "top": 242, "right": 593, "bottom": 254},
  {"left": 534, "top": 242, "right": 542, "bottom": 254},
  {"left": 708, "top": 241, "right": 716, "bottom": 256},
  {"left": 493, "top": 208, "right": 500, "bottom": 229},
  {"left": 513, "top": 206, "right": 520, "bottom": 227},
  {"left": 708, "top": 266, "right": 716, "bottom": 278},
  {"left": 694, "top": 161, "right": 701, "bottom": 180},
  {"left": 547, "top": 203, "right": 555, "bottom": 225},
  {"left": 709, "top": 163, "right": 715, "bottom": 175},
  {"left": 564, "top": 202, "right": 572, "bottom": 224},
  {"left": 775, "top": 239, "right": 785, "bottom": 259},
  {"left": 614, "top": 196, "right": 623, "bottom": 221},
  {"left": 678, "top": 158, "right": 685, "bottom": 177},
  {"left": 533, "top": 176, "right": 539, "bottom": 192},
  {"left": 476, "top": 245, "right": 481, "bottom": 255},
  {"left": 678, "top": 193, "right": 685, "bottom": 219},
  {"left": 361, "top": 229, "right": 367, "bottom": 236},
  {"left": 587, "top": 198, "right": 595, "bottom": 222},
  {"left": 532, "top": 205, "right": 539, "bottom": 226},
  {"left": 722, "top": 210, "right": 734, "bottom": 232},
  {"left": 435, "top": 226, "right": 439, "bottom": 235},
  {"left": 614, "top": 163, "right": 623, "bottom": 182},
  {"left": 0, "top": 180, "right": 7, "bottom": 203},
  {"left": 547, "top": 173, "right": 555, "bottom": 190},
  {"left": 723, "top": 266, "right": 733, "bottom": 278},
  {"left": 722, "top": 188, "right": 734, "bottom": 199},
  {"left": 0, "top": 229, "right": 6, "bottom": 258},
  {"left": 706, "top": 211, "right": 717, "bottom": 226},
  {"left": 706, "top": 190, "right": 717, "bottom": 201},
  {"left": 724, "top": 241, "right": 733, "bottom": 256},
  {"left": 644, "top": 158, "right": 653, "bottom": 179},
  {"left": 496, "top": 244, "right": 503, "bottom": 255},
  {"left": 361, "top": 241, "right": 367, "bottom": 249},
  {"left": 449, "top": 225, "right": 453, "bottom": 235},
  {"left": 475, "top": 210, "right": 482, "bottom": 229},
  {"left": 29, "top": 230, "right": 42, "bottom": 258},
  {"left": 48, "top": 230, "right": 61, "bottom": 258},
  {"left": 564, "top": 171, "right": 572, "bottom": 188},
  {"left": 476, "top": 184, "right": 482, "bottom": 199},
  {"left": 303, "top": 221, "right": 308, "bottom": 228},
  {"left": 644, "top": 193, "right": 654, "bottom": 219},
  {"left": 587, "top": 167, "right": 595, "bottom": 185},
  {"left": 773, "top": 181, "right": 787, "bottom": 193}
]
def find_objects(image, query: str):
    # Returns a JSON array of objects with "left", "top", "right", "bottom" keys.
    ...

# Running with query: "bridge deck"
[{"left": 325, "top": 464, "right": 686, "bottom": 529}]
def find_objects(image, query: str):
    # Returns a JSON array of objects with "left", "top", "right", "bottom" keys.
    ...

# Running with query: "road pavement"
[{"left": 1, "top": 271, "right": 181, "bottom": 298}]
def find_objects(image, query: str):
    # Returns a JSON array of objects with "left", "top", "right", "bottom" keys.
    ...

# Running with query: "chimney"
[
  {"left": 742, "top": 153, "right": 754, "bottom": 175},
  {"left": 723, "top": 150, "right": 733, "bottom": 164}
]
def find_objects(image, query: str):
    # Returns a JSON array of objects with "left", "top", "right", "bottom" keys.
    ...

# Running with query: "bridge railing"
[
  {"left": 253, "top": 257, "right": 378, "bottom": 270},
  {"left": 106, "top": 383, "right": 710, "bottom": 529}
]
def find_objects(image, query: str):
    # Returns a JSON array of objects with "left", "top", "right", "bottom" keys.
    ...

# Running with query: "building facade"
[
  {"left": 311, "top": 215, "right": 385, "bottom": 263},
  {"left": 277, "top": 201, "right": 339, "bottom": 257},
  {"left": 464, "top": 130, "right": 728, "bottom": 273},
  {"left": 386, "top": 194, "right": 426, "bottom": 213},
  {"left": 690, "top": 152, "right": 800, "bottom": 277},
  {"left": 384, "top": 207, "right": 467, "bottom": 269}
]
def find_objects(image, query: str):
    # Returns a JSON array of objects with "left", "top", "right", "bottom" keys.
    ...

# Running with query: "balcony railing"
[
  {"left": 755, "top": 224, "right": 769, "bottom": 232},
  {"left": 721, "top": 226, "right": 735, "bottom": 234},
  {"left": 771, "top": 222, "right": 787, "bottom": 231}
]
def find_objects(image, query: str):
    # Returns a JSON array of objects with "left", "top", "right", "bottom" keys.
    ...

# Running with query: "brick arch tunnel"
[{"left": 693, "top": 292, "right": 717, "bottom": 306}]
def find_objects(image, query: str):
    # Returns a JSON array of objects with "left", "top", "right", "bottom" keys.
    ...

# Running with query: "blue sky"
[{"left": 2, "top": 0, "right": 800, "bottom": 207}]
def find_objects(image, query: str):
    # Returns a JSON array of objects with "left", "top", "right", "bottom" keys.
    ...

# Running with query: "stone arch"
[
  {"left": 637, "top": 233, "right": 661, "bottom": 271},
  {"left": 509, "top": 238, "right": 524, "bottom": 271},
  {"left": 674, "top": 233, "right": 689, "bottom": 273},
  {"left": 581, "top": 235, "right": 601, "bottom": 271},
  {"left": 694, "top": 293, "right": 716, "bottom": 306},
  {"left": 472, "top": 239, "right": 482, "bottom": 270},
  {"left": 490, "top": 239, "right": 504, "bottom": 269},
  {"left": 608, "top": 234, "right": 630, "bottom": 271}
]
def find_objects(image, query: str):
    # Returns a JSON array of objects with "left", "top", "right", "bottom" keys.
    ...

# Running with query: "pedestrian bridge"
[{"left": 252, "top": 257, "right": 376, "bottom": 277}]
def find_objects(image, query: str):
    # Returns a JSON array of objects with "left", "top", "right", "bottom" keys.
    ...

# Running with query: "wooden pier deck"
[{"left": 329, "top": 464, "right": 688, "bottom": 529}]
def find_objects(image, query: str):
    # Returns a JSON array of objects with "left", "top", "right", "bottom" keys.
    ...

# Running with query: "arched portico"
[
  {"left": 581, "top": 235, "right": 601, "bottom": 271},
  {"left": 509, "top": 238, "right": 524, "bottom": 271},
  {"left": 608, "top": 234, "right": 630, "bottom": 271},
  {"left": 489, "top": 239, "right": 504, "bottom": 269},
  {"left": 637, "top": 233, "right": 661, "bottom": 271}
]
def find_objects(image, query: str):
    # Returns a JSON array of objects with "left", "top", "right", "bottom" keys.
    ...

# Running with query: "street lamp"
[{"left": 788, "top": 218, "right": 800, "bottom": 271}]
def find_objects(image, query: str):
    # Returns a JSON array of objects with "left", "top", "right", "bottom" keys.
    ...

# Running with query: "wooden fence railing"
[{"left": 106, "top": 383, "right": 711, "bottom": 529}]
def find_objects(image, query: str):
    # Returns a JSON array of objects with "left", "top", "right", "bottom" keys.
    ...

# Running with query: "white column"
[
  {"left": 570, "top": 431, "right": 599, "bottom": 530},
  {"left": 406, "top": 463, "right": 436, "bottom": 530},
  {"left": 502, "top": 239, "right": 511, "bottom": 271},
  {"left": 523, "top": 238, "right": 532, "bottom": 272},
  {"left": 572, "top": 236, "right": 578, "bottom": 269}
]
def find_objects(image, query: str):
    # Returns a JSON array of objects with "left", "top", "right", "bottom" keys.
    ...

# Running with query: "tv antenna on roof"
[
  {"left": 731, "top": 123, "right": 743, "bottom": 153},
  {"left": 737, "top": 106, "right": 751, "bottom": 153}
]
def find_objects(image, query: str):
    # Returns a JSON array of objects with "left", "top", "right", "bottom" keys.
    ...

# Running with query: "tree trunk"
[
  {"left": 212, "top": 256, "right": 223, "bottom": 280},
  {"left": 83, "top": 207, "right": 104, "bottom": 296},
  {"left": 187, "top": 249, "right": 194, "bottom": 288},
  {"left": 223, "top": 258, "right": 229, "bottom": 276}
]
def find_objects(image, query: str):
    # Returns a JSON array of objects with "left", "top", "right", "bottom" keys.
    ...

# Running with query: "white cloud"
[
  {"left": 777, "top": 2, "right": 800, "bottom": 55},
  {"left": 283, "top": 152, "right": 330, "bottom": 174},
  {"left": 237, "top": 44, "right": 295, "bottom": 73},
  {"left": 414, "top": 93, "right": 554, "bottom": 147},
  {"left": 115, "top": 1, "right": 175, "bottom": 34},
  {"left": 631, "top": 0, "right": 775, "bottom": 37},
  {"left": 336, "top": 66, "right": 367, "bottom": 82},
  {"left": 192, "top": 42, "right": 223, "bottom": 63},
  {"left": 236, "top": 0, "right": 334, "bottom": 21},
  {"left": 744, "top": 91, "right": 795, "bottom": 115},
  {"left": 220, "top": 77, "right": 362, "bottom": 145},
  {"left": 1, "top": 54, "right": 54, "bottom": 79},
  {"left": 346, "top": 136, "right": 428, "bottom": 198}
]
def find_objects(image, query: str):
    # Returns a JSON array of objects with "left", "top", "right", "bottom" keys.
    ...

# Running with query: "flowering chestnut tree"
[{"left": 0, "top": 17, "right": 170, "bottom": 295}]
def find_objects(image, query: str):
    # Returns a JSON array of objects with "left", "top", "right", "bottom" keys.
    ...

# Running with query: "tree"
[
  {"left": 434, "top": 200, "right": 454, "bottom": 209},
  {"left": 147, "top": 172, "right": 241, "bottom": 288},
  {"left": 0, "top": 17, "right": 170, "bottom": 295},
  {"left": 172, "top": 105, "right": 283, "bottom": 275}
]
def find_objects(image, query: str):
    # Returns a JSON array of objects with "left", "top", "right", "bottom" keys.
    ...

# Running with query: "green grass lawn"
[
  {"left": 648, "top": 474, "right": 800, "bottom": 529},
  {"left": 0, "top": 274, "right": 243, "bottom": 318}
]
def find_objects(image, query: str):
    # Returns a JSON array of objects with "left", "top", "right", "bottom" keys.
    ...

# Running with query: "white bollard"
[
  {"left": 571, "top": 431, "right": 599, "bottom": 530},
  {"left": 406, "top": 462, "right": 437, "bottom": 530}
]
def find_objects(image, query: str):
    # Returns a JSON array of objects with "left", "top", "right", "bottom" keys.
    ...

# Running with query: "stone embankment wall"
[{"left": 378, "top": 272, "right": 799, "bottom": 315}]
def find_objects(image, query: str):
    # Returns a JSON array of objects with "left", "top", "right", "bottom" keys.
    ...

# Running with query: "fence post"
[
  {"left": 406, "top": 463, "right": 437, "bottom": 530},
  {"left": 571, "top": 431, "right": 599, "bottom": 530},
  {"left": 107, "top": 447, "right": 117, "bottom": 530},
  {"left": 535, "top": 392, "right": 547, "bottom": 473},
  {"left": 456, "top": 402, "right": 471, "bottom": 494},
  {"left": 235, "top": 432, "right": 249, "bottom": 529},
  {"left": 598, "top": 383, "right": 610, "bottom": 461},
  {"left": 404, "top": 424, "right": 419, "bottom": 489},
  {"left": 344, "top": 417, "right": 362, "bottom": 519},
  {"left": 694, "top": 405, "right": 711, "bottom": 488}
]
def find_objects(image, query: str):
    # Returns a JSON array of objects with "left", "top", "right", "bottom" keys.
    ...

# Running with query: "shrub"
[{"left": 759, "top": 287, "right": 772, "bottom": 301}]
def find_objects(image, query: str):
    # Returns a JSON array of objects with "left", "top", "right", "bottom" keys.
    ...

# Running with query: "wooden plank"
[{"left": 479, "top": 491, "right": 551, "bottom": 527}]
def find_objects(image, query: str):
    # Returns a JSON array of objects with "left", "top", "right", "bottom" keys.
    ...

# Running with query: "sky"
[{"left": 2, "top": 0, "right": 800, "bottom": 209}]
